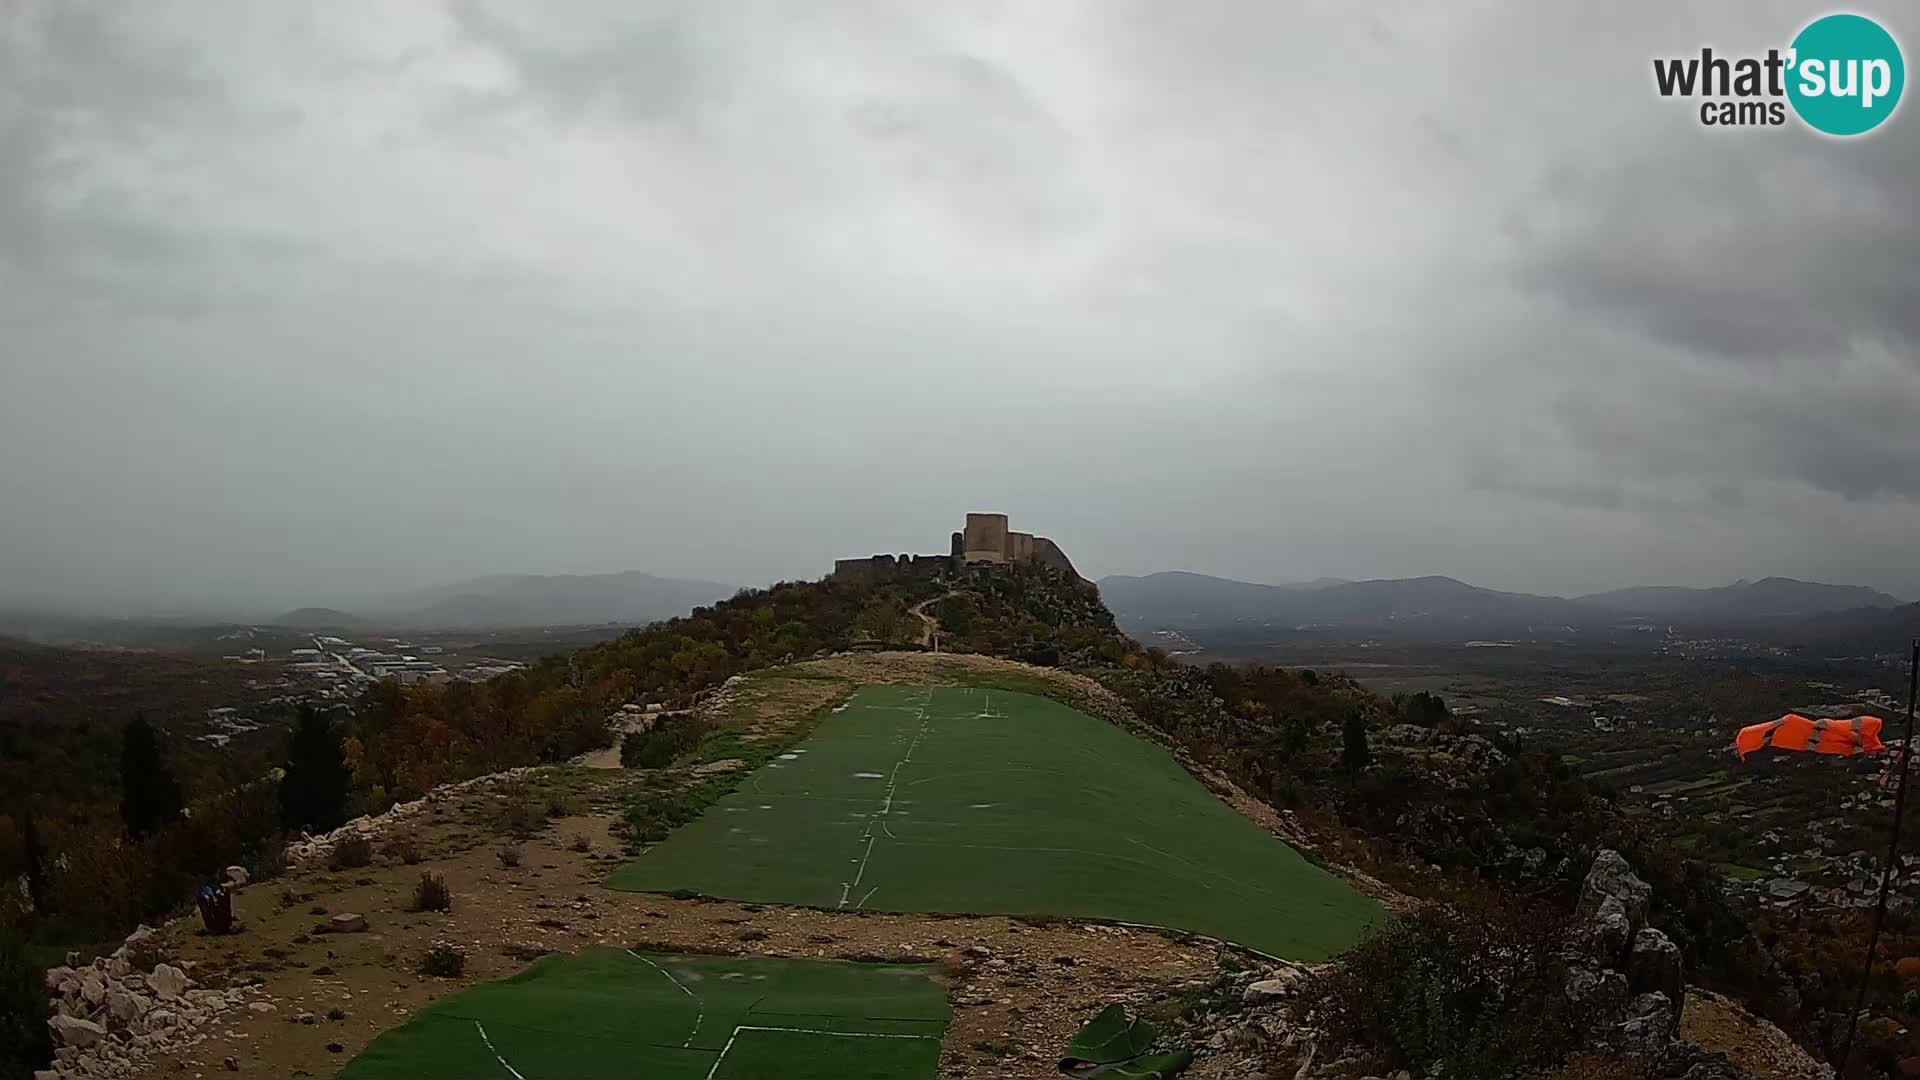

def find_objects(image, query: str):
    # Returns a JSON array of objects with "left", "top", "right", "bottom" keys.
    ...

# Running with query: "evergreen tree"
[
  {"left": 1342, "top": 711, "right": 1371, "bottom": 773},
  {"left": 119, "top": 714, "right": 184, "bottom": 840},
  {"left": 19, "top": 809, "right": 46, "bottom": 916},
  {"left": 280, "top": 706, "right": 351, "bottom": 834},
  {"left": 0, "top": 927, "right": 52, "bottom": 1080}
]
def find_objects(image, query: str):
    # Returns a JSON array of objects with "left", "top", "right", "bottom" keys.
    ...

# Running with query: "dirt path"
[{"left": 908, "top": 591, "right": 960, "bottom": 648}]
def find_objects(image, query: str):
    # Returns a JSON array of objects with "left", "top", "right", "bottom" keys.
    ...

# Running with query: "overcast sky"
[{"left": 3, "top": 1, "right": 1916, "bottom": 615}]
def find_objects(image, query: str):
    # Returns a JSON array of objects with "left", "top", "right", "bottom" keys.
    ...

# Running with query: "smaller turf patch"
[{"left": 337, "top": 949, "right": 950, "bottom": 1080}]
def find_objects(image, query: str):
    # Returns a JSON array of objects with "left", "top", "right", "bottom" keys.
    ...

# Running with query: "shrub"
[
  {"left": 41, "top": 821, "right": 146, "bottom": 941},
  {"left": 621, "top": 715, "right": 711, "bottom": 770},
  {"left": 328, "top": 835, "right": 373, "bottom": 871},
  {"left": 419, "top": 943, "right": 465, "bottom": 978},
  {"left": 624, "top": 783, "right": 718, "bottom": 844},
  {"left": 496, "top": 845, "right": 522, "bottom": 869},
  {"left": 568, "top": 834, "right": 592, "bottom": 854},
  {"left": 411, "top": 872, "right": 451, "bottom": 913},
  {"left": 543, "top": 793, "right": 573, "bottom": 819},
  {"left": 0, "top": 928, "right": 51, "bottom": 1080},
  {"left": 383, "top": 834, "right": 423, "bottom": 866},
  {"left": 496, "top": 784, "right": 542, "bottom": 837},
  {"left": 1306, "top": 900, "right": 1586, "bottom": 1080}
]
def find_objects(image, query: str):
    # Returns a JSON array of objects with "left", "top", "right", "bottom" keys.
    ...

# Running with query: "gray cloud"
[{"left": 2, "top": 0, "right": 1918, "bottom": 615}]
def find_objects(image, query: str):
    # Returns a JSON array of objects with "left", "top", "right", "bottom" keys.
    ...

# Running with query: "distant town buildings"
[{"left": 276, "top": 635, "right": 523, "bottom": 691}]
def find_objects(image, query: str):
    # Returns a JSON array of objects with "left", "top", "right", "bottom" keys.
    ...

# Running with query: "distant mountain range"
[
  {"left": 1097, "top": 571, "right": 1910, "bottom": 641},
  {"left": 272, "top": 571, "right": 737, "bottom": 630},
  {"left": 1575, "top": 578, "right": 1903, "bottom": 619}
]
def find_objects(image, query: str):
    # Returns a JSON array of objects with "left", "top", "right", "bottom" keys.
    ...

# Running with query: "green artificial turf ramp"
[
  {"left": 336, "top": 949, "right": 949, "bottom": 1080},
  {"left": 609, "top": 685, "right": 1380, "bottom": 960}
]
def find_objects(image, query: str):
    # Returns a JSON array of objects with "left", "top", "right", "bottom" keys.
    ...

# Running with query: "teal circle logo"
[{"left": 1787, "top": 14, "right": 1904, "bottom": 135}]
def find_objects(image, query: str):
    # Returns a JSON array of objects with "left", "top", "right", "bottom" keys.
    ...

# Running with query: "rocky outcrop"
[
  {"left": 37, "top": 925, "right": 276, "bottom": 1079},
  {"left": 1578, "top": 849, "right": 1652, "bottom": 928},
  {"left": 1568, "top": 849, "right": 1688, "bottom": 1060},
  {"left": 1629, "top": 927, "right": 1685, "bottom": 1008}
]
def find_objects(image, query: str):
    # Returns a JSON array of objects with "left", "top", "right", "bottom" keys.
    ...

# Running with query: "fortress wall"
[
  {"left": 1007, "top": 531, "right": 1035, "bottom": 561},
  {"left": 1031, "top": 537, "right": 1080, "bottom": 579}
]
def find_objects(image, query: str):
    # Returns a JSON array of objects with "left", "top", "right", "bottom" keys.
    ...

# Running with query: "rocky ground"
[{"left": 33, "top": 654, "right": 1834, "bottom": 1080}]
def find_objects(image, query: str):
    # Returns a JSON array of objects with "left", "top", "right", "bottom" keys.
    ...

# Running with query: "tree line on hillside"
[{"left": 1, "top": 578, "right": 943, "bottom": 936}]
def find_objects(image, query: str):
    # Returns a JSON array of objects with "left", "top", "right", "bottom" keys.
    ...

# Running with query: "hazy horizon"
[
  {"left": 2, "top": 560, "right": 1909, "bottom": 623},
  {"left": 5, "top": 3, "right": 1916, "bottom": 616}
]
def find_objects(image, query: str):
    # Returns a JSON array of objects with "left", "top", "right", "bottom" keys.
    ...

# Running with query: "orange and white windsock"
[{"left": 1735, "top": 713, "right": 1885, "bottom": 758}]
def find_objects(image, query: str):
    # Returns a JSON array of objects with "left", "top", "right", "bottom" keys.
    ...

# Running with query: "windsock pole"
[{"left": 1841, "top": 638, "right": 1920, "bottom": 1072}]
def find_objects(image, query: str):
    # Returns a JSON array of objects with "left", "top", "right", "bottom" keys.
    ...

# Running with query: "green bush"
[
  {"left": 328, "top": 835, "right": 373, "bottom": 871},
  {"left": 419, "top": 942, "right": 465, "bottom": 978},
  {"left": 495, "top": 782, "right": 543, "bottom": 837},
  {"left": 624, "top": 783, "right": 722, "bottom": 843},
  {"left": 0, "top": 928, "right": 51, "bottom": 1080},
  {"left": 621, "top": 715, "right": 711, "bottom": 770},
  {"left": 411, "top": 872, "right": 451, "bottom": 913},
  {"left": 1307, "top": 900, "right": 1585, "bottom": 1080}
]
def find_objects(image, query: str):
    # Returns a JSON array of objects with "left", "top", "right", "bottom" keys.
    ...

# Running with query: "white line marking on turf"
[
  {"left": 838, "top": 698, "right": 933, "bottom": 908},
  {"left": 857, "top": 885, "right": 879, "bottom": 909},
  {"left": 704, "top": 1022, "right": 941, "bottom": 1077},
  {"left": 626, "top": 950, "right": 704, "bottom": 1047},
  {"left": 849, "top": 835, "right": 877, "bottom": 890},
  {"left": 473, "top": 1020, "right": 527, "bottom": 1080}
]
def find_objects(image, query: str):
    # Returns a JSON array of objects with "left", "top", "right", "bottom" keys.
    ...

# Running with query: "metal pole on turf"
[{"left": 1840, "top": 638, "right": 1920, "bottom": 1073}]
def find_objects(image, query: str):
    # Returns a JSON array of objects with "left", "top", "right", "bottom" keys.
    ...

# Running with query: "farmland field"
[
  {"left": 338, "top": 949, "right": 950, "bottom": 1080},
  {"left": 608, "top": 684, "right": 1380, "bottom": 960}
]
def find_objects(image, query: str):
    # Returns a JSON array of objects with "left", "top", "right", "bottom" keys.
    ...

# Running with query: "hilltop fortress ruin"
[{"left": 832, "top": 513, "right": 1081, "bottom": 584}]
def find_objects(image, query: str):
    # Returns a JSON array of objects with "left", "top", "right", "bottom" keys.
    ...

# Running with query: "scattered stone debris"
[{"left": 39, "top": 925, "right": 277, "bottom": 1079}]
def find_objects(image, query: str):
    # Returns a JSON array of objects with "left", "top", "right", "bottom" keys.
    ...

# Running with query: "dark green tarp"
[{"left": 1059, "top": 1005, "right": 1194, "bottom": 1079}]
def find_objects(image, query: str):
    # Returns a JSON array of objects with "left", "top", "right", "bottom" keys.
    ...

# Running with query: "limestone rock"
[
  {"left": 248, "top": 1001, "right": 276, "bottom": 1014},
  {"left": 105, "top": 989, "right": 148, "bottom": 1025},
  {"left": 148, "top": 963, "right": 190, "bottom": 1001},
  {"left": 1657, "top": 1040, "right": 1748, "bottom": 1080},
  {"left": 1585, "top": 899, "right": 1631, "bottom": 966},
  {"left": 223, "top": 865, "right": 249, "bottom": 888},
  {"left": 43, "top": 965, "right": 74, "bottom": 992},
  {"left": 1244, "top": 975, "right": 1302, "bottom": 1001},
  {"left": 80, "top": 972, "right": 107, "bottom": 1006},
  {"left": 1564, "top": 963, "right": 1629, "bottom": 1020},
  {"left": 330, "top": 912, "right": 368, "bottom": 934},
  {"left": 1620, "top": 991, "right": 1677, "bottom": 1054},
  {"left": 1627, "top": 927, "right": 1685, "bottom": 1010},
  {"left": 1577, "top": 849, "right": 1651, "bottom": 932},
  {"left": 48, "top": 1014, "right": 106, "bottom": 1048}
]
